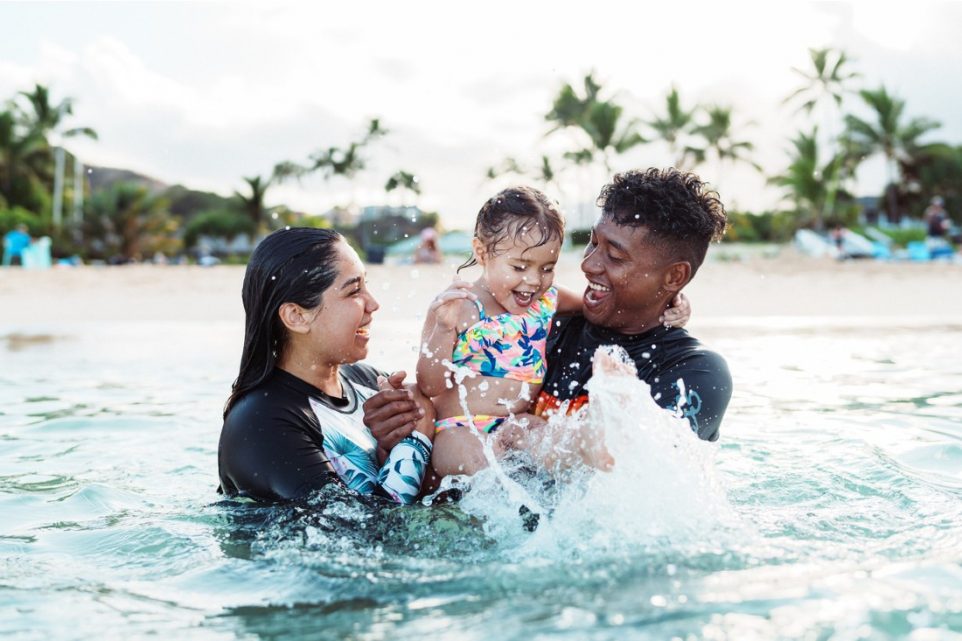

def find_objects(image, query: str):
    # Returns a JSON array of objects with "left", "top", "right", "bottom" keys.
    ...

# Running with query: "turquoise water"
[{"left": 2, "top": 319, "right": 962, "bottom": 640}]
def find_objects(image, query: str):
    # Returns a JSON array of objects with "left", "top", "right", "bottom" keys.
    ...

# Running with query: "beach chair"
[
  {"left": 906, "top": 240, "right": 931, "bottom": 262},
  {"left": 21, "top": 237, "right": 52, "bottom": 270}
]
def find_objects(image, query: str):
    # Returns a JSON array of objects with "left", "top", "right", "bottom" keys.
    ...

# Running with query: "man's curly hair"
[{"left": 596, "top": 168, "right": 727, "bottom": 278}]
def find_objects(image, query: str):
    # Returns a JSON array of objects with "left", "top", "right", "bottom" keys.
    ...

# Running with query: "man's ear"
[
  {"left": 663, "top": 261, "right": 691, "bottom": 293},
  {"left": 471, "top": 237, "right": 486, "bottom": 266},
  {"left": 278, "top": 302, "right": 312, "bottom": 335}
]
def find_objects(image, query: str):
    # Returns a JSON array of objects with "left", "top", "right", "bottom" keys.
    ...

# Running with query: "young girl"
[{"left": 416, "top": 186, "right": 687, "bottom": 478}]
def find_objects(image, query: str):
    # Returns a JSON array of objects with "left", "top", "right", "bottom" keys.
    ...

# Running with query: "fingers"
[
  {"left": 376, "top": 421, "right": 419, "bottom": 452},
  {"left": 363, "top": 387, "right": 414, "bottom": 410},
  {"left": 429, "top": 289, "right": 477, "bottom": 311},
  {"left": 387, "top": 370, "right": 406, "bottom": 389}
]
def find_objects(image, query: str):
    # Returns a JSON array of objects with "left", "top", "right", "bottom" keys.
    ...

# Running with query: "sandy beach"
[{"left": 2, "top": 248, "right": 961, "bottom": 327}]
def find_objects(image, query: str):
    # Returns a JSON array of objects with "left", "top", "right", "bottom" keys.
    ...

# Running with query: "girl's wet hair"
[
  {"left": 458, "top": 186, "right": 565, "bottom": 273},
  {"left": 225, "top": 227, "right": 343, "bottom": 418}
]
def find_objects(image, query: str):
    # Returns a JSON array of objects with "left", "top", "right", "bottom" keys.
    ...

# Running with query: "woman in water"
[{"left": 218, "top": 228, "right": 435, "bottom": 504}]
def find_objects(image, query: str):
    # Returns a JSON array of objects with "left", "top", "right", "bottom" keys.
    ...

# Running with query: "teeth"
[
  {"left": 356, "top": 327, "right": 369, "bottom": 336},
  {"left": 588, "top": 282, "right": 610, "bottom": 292}
]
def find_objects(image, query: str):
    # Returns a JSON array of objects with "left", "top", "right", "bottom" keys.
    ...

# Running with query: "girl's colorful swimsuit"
[{"left": 435, "top": 287, "right": 558, "bottom": 434}]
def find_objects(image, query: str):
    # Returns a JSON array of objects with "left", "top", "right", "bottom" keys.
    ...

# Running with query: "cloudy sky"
[{"left": 2, "top": 1, "right": 960, "bottom": 228}]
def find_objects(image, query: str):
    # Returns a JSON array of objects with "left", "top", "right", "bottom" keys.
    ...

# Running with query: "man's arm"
[{"left": 650, "top": 352, "right": 732, "bottom": 441}]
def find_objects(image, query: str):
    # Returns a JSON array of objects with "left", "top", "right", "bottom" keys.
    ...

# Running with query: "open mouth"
[
  {"left": 512, "top": 290, "right": 536, "bottom": 308},
  {"left": 584, "top": 281, "right": 611, "bottom": 308},
  {"left": 355, "top": 324, "right": 371, "bottom": 339}
]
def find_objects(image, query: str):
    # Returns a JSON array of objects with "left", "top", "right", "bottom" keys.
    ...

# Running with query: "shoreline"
[{"left": 2, "top": 252, "right": 962, "bottom": 325}]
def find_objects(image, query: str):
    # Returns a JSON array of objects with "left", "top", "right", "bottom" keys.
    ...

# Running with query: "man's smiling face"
[{"left": 580, "top": 218, "right": 675, "bottom": 334}]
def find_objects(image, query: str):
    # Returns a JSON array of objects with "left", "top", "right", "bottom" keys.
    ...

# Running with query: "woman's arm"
[
  {"left": 219, "top": 400, "right": 341, "bottom": 502},
  {"left": 555, "top": 285, "right": 584, "bottom": 315}
]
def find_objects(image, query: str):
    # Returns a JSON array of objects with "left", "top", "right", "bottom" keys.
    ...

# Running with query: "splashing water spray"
[{"left": 443, "top": 345, "right": 740, "bottom": 555}]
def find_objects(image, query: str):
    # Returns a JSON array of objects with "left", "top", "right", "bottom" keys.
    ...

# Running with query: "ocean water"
[{"left": 2, "top": 315, "right": 962, "bottom": 640}]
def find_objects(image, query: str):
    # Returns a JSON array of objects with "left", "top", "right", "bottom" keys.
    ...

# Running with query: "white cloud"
[{"left": 2, "top": 1, "right": 960, "bottom": 227}]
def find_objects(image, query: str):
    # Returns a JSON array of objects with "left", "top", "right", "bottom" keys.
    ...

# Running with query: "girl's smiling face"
[{"left": 474, "top": 226, "right": 561, "bottom": 315}]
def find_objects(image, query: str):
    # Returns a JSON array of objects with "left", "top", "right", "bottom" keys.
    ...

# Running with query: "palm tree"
[
  {"left": 688, "top": 105, "right": 760, "bottom": 189},
  {"left": 844, "top": 86, "right": 940, "bottom": 222},
  {"left": 274, "top": 118, "right": 387, "bottom": 193},
  {"left": 0, "top": 110, "right": 52, "bottom": 215},
  {"left": 784, "top": 47, "right": 860, "bottom": 228},
  {"left": 484, "top": 156, "right": 524, "bottom": 181},
  {"left": 234, "top": 175, "right": 272, "bottom": 232},
  {"left": 784, "top": 48, "right": 859, "bottom": 116},
  {"left": 83, "top": 183, "right": 176, "bottom": 261},
  {"left": 384, "top": 170, "right": 421, "bottom": 206},
  {"left": 17, "top": 84, "right": 97, "bottom": 228},
  {"left": 769, "top": 127, "right": 843, "bottom": 225},
  {"left": 647, "top": 86, "right": 699, "bottom": 169},
  {"left": 484, "top": 155, "right": 560, "bottom": 192},
  {"left": 545, "top": 73, "right": 601, "bottom": 134},
  {"left": 545, "top": 73, "right": 646, "bottom": 173}
]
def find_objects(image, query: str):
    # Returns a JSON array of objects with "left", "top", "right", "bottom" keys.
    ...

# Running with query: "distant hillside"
[
  {"left": 86, "top": 165, "right": 169, "bottom": 195},
  {"left": 85, "top": 165, "right": 237, "bottom": 220}
]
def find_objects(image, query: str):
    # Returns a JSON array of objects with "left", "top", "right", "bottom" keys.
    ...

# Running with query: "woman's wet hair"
[
  {"left": 458, "top": 186, "right": 565, "bottom": 273},
  {"left": 225, "top": 227, "right": 343, "bottom": 417}
]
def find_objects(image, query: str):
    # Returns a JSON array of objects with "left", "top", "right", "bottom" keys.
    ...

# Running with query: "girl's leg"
[{"left": 432, "top": 425, "right": 489, "bottom": 477}]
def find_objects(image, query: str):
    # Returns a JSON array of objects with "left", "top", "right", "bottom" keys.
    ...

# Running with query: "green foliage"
[
  {"left": 690, "top": 105, "right": 760, "bottom": 172},
  {"left": 545, "top": 73, "right": 646, "bottom": 173},
  {"left": 723, "top": 211, "right": 797, "bottom": 243},
  {"left": 275, "top": 118, "right": 388, "bottom": 183},
  {"left": 784, "top": 47, "right": 859, "bottom": 114},
  {"left": 873, "top": 227, "right": 926, "bottom": 247},
  {"left": 905, "top": 144, "right": 962, "bottom": 221},
  {"left": 83, "top": 182, "right": 180, "bottom": 260},
  {"left": 647, "top": 86, "right": 699, "bottom": 169},
  {"left": 183, "top": 209, "right": 254, "bottom": 249},
  {"left": 0, "top": 206, "right": 44, "bottom": 235},
  {"left": 163, "top": 185, "right": 236, "bottom": 220},
  {"left": 569, "top": 229, "right": 592, "bottom": 245}
]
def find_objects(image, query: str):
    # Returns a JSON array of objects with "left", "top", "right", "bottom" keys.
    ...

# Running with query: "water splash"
[{"left": 449, "top": 346, "right": 742, "bottom": 558}]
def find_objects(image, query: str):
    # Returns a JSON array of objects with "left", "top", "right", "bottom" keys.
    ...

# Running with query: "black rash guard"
[
  {"left": 535, "top": 316, "right": 732, "bottom": 441},
  {"left": 218, "top": 364, "right": 431, "bottom": 504}
]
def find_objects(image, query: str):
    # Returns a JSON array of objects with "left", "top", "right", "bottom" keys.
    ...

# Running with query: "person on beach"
[
  {"left": 2, "top": 224, "right": 31, "bottom": 267},
  {"left": 415, "top": 186, "right": 690, "bottom": 478},
  {"left": 413, "top": 227, "right": 443, "bottom": 264},
  {"left": 218, "top": 228, "right": 436, "bottom": 504},
  {"left": 526, "top": 168, "right": 732, "bottom": 444}
]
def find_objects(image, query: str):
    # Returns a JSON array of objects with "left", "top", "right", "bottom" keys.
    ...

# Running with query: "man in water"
[
  {"left": 363, "top": 168, "right": 731, "bottom": 472},
  {"left": 534, "top": 168, "right": 732, "bottom": 441}
]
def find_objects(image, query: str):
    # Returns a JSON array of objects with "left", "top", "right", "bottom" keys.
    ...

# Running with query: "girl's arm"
[
  {"left": 554, "top": 284, "right": 692, "bottom": 328},
  {"left": 416, "top": 282, "right": 477, "bottom": 398}
]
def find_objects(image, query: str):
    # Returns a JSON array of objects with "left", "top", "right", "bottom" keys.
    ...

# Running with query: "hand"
[
  {"left": 660, "top": 292, "right": 691, "bottom": 328},
  {"left": 363, "top": 370, "right": 424, "bottom": 461},
  {"left": 429, "top": 279, "right": 477, "bottom": 331},
  {"left": 493, "top": 412, "right": 546, "bottom": 454}
]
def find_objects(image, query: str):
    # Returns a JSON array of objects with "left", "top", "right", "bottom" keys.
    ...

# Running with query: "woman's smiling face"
[{"left": 305, "top": 240, "right": 380, "bottom": 365}]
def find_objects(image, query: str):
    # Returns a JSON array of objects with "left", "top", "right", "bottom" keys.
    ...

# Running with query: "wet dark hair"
[
  {"left": 224, "top": 227, "right": 344, "bottom": 418},
  {"left": 458, "top": 186, "right": 565, "bottom": 272},
  {"left": 596, "top": 168, "right": 727, "bottom": 278}
]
